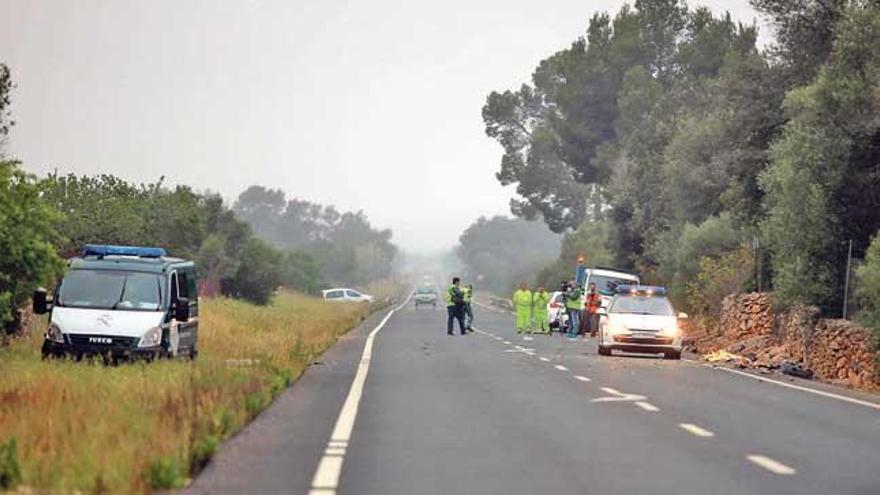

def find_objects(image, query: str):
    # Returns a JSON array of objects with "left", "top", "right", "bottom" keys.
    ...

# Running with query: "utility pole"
[{"left": 843, "top": 239, "right": 853, "bottom": 319}]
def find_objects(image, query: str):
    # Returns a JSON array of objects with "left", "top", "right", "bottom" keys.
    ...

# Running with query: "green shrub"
[
  {"left": 145, "top": 456, "right": 186, "bottom": 490},
  {"left": 686, "top": 247, "right": 755, "bottom": 322},
  {"left": 0, "top": 438, "right": 21, "bottom": 489},
  {"left": 856, "top": 233, "right": 880, "bottom": 349}
]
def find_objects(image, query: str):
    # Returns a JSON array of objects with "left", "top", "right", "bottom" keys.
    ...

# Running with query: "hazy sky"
[{"left": 0, "top": 0, "right": 763, "bottom": 253}]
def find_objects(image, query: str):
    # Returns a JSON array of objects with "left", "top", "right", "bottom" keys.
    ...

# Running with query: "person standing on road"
[
  {"left": 586, "top": 282, "right": 601, "bottom": 338},
  {"left": 564, "top": 279, "right": 583, "bottom": 338},
  {"left": 532, "top": 286, "right": 551, "bottom": 334},
  {"left": 445, "top": 277, "right": 467, "bottom": 336},
  {"left": 463, "top": 284, "right": 475, "bottom": 332},
  {"left": 512, "top": 283, "right": 533, "bottom": 334}
]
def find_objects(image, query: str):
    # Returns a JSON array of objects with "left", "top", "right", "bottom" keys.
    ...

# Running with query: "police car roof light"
[
  {"left": 616, "top": 285, "right": 667, "bottom": 295},
  {"left": 81, "top": 244, "right": 167, "bottom": 258}
]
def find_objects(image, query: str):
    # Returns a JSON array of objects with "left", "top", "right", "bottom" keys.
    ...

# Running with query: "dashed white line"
[
  {"left": 554, "top": 364, "right": 569, "bottom": 371},
  {"left": 539, "top": 357, "right": 551, "bottom": 362},
  {"left": 747, "top": 455, "right": 796, "bottom": 475},
  {"left": 601, "top": 387, "right": 621, "bottom": 395},
  {"left": 635, "top": 401, "right": 659, "bottom": 412},
  {"left": 503, "top": 340, "right": 512, "bottom": 345},
  {"left": 573, "top": 375, "right": 591, "bottom": 382},
  {"left": 679, "top": 423, "right": 714, "bottom": 437}
]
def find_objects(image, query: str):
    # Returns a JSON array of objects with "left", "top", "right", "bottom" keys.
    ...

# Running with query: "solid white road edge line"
[
  {"left": 308, "top": 292, "right": 412, "bottom": 495},
  {"left": 679, "top": 423, "right": 714, "bottom": 437},
  {"left": 714, "top": 366, "right": 880, "bottom": 411},
  {"left": 747, "top": 455, "right": 796, "bottom": 475},
  {"left": 635, "top": 401, "right": 659, "bottom": 412}
]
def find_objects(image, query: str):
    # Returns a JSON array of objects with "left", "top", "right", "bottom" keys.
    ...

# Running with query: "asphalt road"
[{"left": 187, "top": 299, "right": 880, "bottom": 495}]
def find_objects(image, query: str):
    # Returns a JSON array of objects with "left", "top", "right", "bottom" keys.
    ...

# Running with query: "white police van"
[{"left": 35, "top": 245, "right": 199, "bottom": 361}]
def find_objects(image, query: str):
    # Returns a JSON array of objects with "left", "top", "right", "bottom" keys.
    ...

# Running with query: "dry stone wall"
[{"left": 686, "top": 292, "right": 879, "bottom": 391}]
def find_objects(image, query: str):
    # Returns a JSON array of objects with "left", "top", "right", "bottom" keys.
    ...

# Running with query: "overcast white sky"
[{"left": 0, "top": 0, "right": 764, "bottom": 253}]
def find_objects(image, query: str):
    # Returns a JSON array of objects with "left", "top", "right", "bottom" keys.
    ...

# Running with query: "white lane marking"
[
  {"left": 715, "top": 367, "right": 880, "bottom": 411},
  {"left": 554, "top": 364, "right": 569, "bottom": 371},
  {"left": 308, "top": 293, "right": 412, "bottom": 495},
  {"left": 523, "top": 336, "right": 534, "bottom": 341},
  {"left": 679, "top": 423, "right": 714, "bottom": 437},
  {"left": 747, "top": 455, "right": 796, "bottom": 475},
  {"left": 503, "top": 341, "right": 512, "bottom": 345},
  {"left": 539, "top": 357, "right": 551, "bottom": 362},
  {"left": 573, "top": 375, "right": 591, "bottom": 382},
  {"left": 592, "top": 387, "right": 647, "bottom": 403},
  {"left": 635, "top": 401, "right": 659, "bottom": 412}
]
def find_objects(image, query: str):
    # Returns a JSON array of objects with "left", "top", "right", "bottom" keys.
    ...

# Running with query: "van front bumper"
[{"left": 41, "top": 339, "right": 163, "bottom": 361}]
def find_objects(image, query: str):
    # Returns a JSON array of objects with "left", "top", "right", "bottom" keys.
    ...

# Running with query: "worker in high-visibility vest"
[
  {"left": 512, "top": 283, "right": 533, "bottom": 334},
  {"left": 564, "top": 279, "right": 584, "bottom": 338},
  {"left": 532, "top": 286, "right": 551, "bottom": 334},
  {"left": 445, "top": 277, "right": 467, "bottom": 335}
]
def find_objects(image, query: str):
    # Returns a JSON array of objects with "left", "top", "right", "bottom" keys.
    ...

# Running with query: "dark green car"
[{"left": 414, "top": 286, "right": 438, "bottom": 308}]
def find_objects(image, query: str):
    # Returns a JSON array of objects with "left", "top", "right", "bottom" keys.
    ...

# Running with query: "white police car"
[
  {"left": 35, "top": 245, "right": 199, "bottom": 362},
  {"left": 596, "top": 285, "right": 687, "bottom": 360}
]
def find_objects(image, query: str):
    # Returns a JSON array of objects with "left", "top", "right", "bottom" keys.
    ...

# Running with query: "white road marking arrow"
[
  {"left": 591, "top": 387, "right": 647, "bottom": 403},
  {"left": 504, "top": 346, "right": 536, "bottom": 356}
]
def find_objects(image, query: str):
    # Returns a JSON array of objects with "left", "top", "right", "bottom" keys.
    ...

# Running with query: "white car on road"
[
  {"left": 322, "top": 288, "right": 374, "bottom": 303},
  {"left": 548, "top": 291, "right": 569, "bottom": 329},
  {"left": 597, "top": 286, "right": 686, "bottom": 360}
]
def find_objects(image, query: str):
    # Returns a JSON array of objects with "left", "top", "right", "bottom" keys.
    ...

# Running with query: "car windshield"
[
  {"left": 590, "top": 275, "right": 638, "bottom": 294},
  {"left": 609, "top": 295, "right": 674, "bottom": 316},
  {"left": 57, "top": 269, "right": 163, "bottom": 311},
  {"left": 417, "top": 287, "right": 435, "bottom": 294}
]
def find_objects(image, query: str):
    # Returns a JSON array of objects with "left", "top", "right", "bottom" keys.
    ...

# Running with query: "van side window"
[
  {"left": 171, "top": 273, "right": 180, "bottom": 302},
  {"left": 178, "top": 272, "right": 190, "bottom": 299},
  {"left": 186, "top": 270, "right": 198, "bottom": 299}
]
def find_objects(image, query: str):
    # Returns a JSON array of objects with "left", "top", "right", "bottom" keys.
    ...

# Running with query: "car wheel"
[{"left": 664, "top": 350, "right": 681, "bottom": 360}]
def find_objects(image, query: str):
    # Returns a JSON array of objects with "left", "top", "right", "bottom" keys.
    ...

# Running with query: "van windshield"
[
  {"left": 57, "top": 270, "right": 164, "bottom": 311},
  {"left": 590, "top": 275, "right": 638, "bottom": 294}
]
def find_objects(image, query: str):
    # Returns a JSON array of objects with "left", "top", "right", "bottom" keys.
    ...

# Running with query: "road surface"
[{"left": 187, "top": 299, "right": 880, "bottom": 495}]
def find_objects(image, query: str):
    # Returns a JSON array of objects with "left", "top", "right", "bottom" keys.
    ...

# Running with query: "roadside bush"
[
  {"left": 856, "top": 233, "right": 880, "bottom": 348},
  {"left": 0, "top": 161, "right": 65, "bottom": 334},
  {"left": 281, "top": 250, "right": 322, "bottom": 294},
  {"left": 222, "top": 237, "right": 282, "bottom": 305},
  {"left": 685, "top": 247, "right": 755, "bottom": 321},
  {"left": 145, "top": 457, "right": 186, "bottom": 490},
  {"left": 0, "top": 438, "right": 21, "bottom": 490}
]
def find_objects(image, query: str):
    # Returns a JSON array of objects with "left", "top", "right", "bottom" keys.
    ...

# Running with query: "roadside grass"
[{"left": 0, "top": 290, "right": 395, "bottom": 493}]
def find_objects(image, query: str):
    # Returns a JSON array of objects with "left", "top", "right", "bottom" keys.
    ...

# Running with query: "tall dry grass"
[{"left": 0, "top": 290, "right": 394, "bottom": 493}]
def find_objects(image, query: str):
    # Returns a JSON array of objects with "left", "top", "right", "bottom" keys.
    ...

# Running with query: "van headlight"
[
  {"left": 46, "top": 323, "right": 64, "bottom": 343},
  {"left": 139, "top": 326, "right": 162, "bottom": 348}
]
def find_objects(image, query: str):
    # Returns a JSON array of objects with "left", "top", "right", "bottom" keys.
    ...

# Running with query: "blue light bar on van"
[
  {"left": 81, "top": 244, "right": 167, "bottom": 258},
  {"left": 616, "top": 285, "right": 667, "bottom": 296}
]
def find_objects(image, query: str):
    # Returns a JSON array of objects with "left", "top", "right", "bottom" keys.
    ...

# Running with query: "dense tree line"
[
  {"left": 483, "top": 0, "right": 880, "bottom": 324},
  {"left": 232, "top": 185, "right": 398, "bottom": 289},
  {"left": 456, "top": 216, "right": 560, "bottom": 293}
]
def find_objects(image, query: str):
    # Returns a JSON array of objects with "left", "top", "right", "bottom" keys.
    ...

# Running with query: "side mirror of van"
[
  {"left": 175, "top": 297, "right": 190, "bottom": 321},
  {"left": 678, "top": 312, "right": 689, "bottom": 320},
  {"left": 33, "top": 288, "right": 52, "bottom": 314}
]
